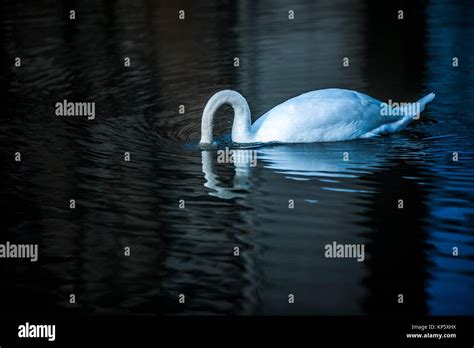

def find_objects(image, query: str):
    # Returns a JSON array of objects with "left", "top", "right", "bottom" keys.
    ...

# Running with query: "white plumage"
[{"left": 200, "top": 89, "right": 435, "bottom": 145}]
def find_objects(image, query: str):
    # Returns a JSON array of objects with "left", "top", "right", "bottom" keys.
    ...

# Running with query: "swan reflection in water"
[
  {"left": 202, "top": 148, "right": 255, "bottom": 200},
  {"left": 201, "top": 140, "right": 397, "bottom": 200},
  {"left": 200, "top": 140, "right": 434, "bottom": 314}
]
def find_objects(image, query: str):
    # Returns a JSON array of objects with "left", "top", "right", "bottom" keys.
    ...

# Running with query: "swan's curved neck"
[{"left": 200, "top": 90, "right": 252, "bottom": 145}]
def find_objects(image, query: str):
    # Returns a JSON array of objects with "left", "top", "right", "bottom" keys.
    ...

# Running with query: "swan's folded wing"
[{"left": 252, "top": 96, "right": 389, "bottom": 143}]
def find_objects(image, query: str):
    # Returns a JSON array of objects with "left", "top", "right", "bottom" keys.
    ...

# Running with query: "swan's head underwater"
[{"left": 199, "top": 89, "right": 435, "bottom": 147}]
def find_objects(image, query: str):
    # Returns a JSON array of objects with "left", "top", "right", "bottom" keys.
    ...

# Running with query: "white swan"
[{"left": 200, "top": 89, "right": 435, "bottom": 145}]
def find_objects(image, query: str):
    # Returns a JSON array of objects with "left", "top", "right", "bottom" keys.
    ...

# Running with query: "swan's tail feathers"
[
  {"left": 398, "top": 92, "right": 435, "bottom": 126},
  {"left": 418, "top": 92, "right": 436, "bottom": 113},
  {"left": 379, "top": 92, "right": 436, "bottom": 135}
]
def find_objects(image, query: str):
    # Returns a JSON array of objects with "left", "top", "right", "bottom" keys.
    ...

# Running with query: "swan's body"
[{"left": 200, "top": 89, "right": 435, "bottom": 145}]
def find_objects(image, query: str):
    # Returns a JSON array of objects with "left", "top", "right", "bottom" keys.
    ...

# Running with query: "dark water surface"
[{"left": 0, "top": 0, "right": 473, "bottom": 315}]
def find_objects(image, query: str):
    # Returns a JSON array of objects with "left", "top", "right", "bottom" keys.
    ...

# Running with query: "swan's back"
[
  {"left": 297, "top": 88, "right": 377, "bottom": 102},
  {"left": 251, "top": 88, "right": 388, "bottom": 143}
]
